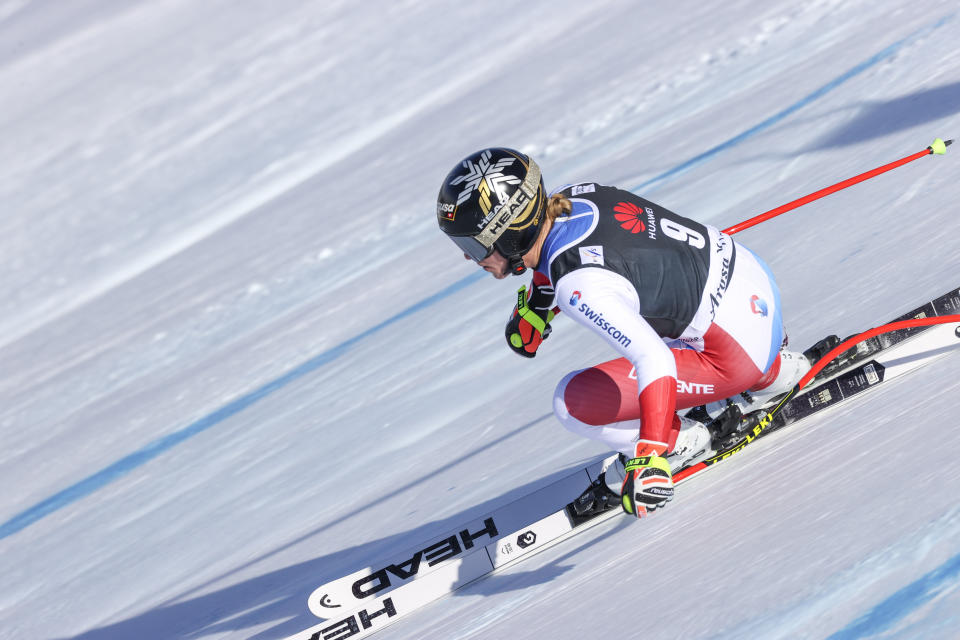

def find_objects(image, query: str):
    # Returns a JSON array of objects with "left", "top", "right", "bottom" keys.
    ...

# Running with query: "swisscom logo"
[{"left": 572, "top": 298, "right": 632, "bottom": 348}]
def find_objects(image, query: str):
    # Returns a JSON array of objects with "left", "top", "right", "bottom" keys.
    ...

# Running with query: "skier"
[{"left": 436, "top": 148, "right": 809, "bottom": 518}]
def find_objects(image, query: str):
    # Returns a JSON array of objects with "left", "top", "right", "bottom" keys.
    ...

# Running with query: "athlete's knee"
[
  {"left": 554, "top": 366, "right": 625, "bottom": 428},
  {"left": 554, "top": 370, "right": 599, "bottom": 438},
  {"left": 553, "top": 371, "right": 576, "bottom": 429}
]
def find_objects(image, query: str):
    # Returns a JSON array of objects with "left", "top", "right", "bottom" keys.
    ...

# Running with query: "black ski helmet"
[{"left": 437, "top": 148, "right": 546, "bottom": 276}]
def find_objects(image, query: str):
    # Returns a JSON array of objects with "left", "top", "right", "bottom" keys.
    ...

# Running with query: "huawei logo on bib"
[{"left": 613, "top": 202, "right": 647, "bottom": 234}]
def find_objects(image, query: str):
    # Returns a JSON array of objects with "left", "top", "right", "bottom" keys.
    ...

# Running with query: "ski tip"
[{"left": 929, "top": 138, "right": 951, "bottom": 155}]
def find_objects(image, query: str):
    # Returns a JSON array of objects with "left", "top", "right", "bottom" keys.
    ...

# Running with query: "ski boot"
[
  {"left": 689, "top": 350, "right": 811, "bottom": 423},
  {"left": 568, "top": 415, "right": 714, "bottom": 521},
  {"left": 803, "top": 334, "right": 841, "bottom": 379},
  {"left": 665, "top": 415, "right": 713, "bottom": 471},
  {"left": 568, "top": 454, "right": 623, "bottom": 521},
  {"left": 703, "top": 400, "right": 791, "bottom": 450}
]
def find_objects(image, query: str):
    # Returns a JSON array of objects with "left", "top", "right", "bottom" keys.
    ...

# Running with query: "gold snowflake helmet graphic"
[{"left": 437, "top": 148, "right": 546, "bottom": 275}]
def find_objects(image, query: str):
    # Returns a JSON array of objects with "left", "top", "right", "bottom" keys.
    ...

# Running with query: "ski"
[{"left": 289, "top": 287, "right": 960, "bottom": 640}]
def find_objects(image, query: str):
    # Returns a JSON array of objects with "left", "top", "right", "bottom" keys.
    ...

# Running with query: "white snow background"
[{"left": 3, "top": 1, "right": 960, "bottom": 638}]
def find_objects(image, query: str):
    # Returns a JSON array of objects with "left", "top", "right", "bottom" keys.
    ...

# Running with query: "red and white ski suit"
[{"left": 539, "top": 184, "right": 786, "bottom": 456}]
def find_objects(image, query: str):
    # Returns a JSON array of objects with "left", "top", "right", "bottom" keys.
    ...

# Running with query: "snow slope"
[{"left": 2, "top": 1, "right": 960, "bottom": 638}]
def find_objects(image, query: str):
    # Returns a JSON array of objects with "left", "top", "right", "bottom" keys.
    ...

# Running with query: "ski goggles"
[{"left": 449, "top": 234, "right": 495, "bottom": 262}]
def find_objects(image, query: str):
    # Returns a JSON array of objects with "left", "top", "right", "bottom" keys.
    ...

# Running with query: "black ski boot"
[
  {"left": 567, "top": 466, "right": 622, "bottom": 524},
  {"left": 803, "top": 334, "right": 842, "bottom": 378},
  {"left": 705, "top": 404, "right": 745, "bottom": 450}
]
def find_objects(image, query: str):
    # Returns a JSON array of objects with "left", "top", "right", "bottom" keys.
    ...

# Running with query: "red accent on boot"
[
  {"left": 666, "top": 413, "right": 682, "bottom": 451},
  {"left": 633, "top": 439, "right": 668, "bottom": 458}
]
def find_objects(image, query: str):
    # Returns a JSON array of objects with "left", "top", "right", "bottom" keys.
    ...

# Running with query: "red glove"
[{"left": 505, "top": 275, "right": 557, "bottom": 358}]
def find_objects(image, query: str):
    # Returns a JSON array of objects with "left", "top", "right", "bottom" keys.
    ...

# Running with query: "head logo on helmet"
[{"left": 437, "top": 148, "right": 547, "bottom": 276}]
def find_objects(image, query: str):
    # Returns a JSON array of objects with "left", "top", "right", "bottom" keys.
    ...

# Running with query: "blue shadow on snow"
[{"left": 827, "top": 551, "right": 960, "bottom": 639}]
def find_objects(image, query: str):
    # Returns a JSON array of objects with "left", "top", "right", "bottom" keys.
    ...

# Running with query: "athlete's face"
[{"left": 465, "top": 249, "right": 510, "bottom": 279}]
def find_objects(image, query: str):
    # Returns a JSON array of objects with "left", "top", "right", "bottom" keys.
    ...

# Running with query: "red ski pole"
[
  {"left": 796, "top": 315, "right": 960, "bottom": 389},
  {"left": 672, "top": 314, "right": 960, "bottom": 484},
  {"left": 724, "top": 138, "right": 951, "bottom": 235}
]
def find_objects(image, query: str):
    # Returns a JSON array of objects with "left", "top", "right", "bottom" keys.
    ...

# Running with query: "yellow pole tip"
[{"left": 930, "top": 138, "right": 949, "bottom": 155}]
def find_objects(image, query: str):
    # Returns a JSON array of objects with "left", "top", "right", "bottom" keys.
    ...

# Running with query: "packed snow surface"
[{"left": 2, "top": 1, "right": 960, "bottom": 638}]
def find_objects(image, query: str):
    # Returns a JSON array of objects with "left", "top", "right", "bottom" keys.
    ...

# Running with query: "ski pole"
[
  {"left": 724, "top": 138, "right": 952, "bottom": 235},
  {"left": 672, "top": 313, "right": 960, "bottom": 485},
  {"left": 795, "top": 314, "right": 960, "bottom": 389},
  {"left": 733, "top": 313, "right": 960, "bottom": 440}
]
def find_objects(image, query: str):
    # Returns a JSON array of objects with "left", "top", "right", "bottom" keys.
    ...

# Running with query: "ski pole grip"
[{"left": 929, "top": 138, "right": 952, "bottom": 155}]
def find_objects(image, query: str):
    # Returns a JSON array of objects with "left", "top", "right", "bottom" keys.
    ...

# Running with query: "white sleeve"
[{"left": 555, "top": 267, "right": 676, "bottom": 391}]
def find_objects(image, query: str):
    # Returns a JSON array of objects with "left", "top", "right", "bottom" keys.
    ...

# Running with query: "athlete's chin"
[{"left": 485, "top": 267, "right": 508, "bottom": 279}]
